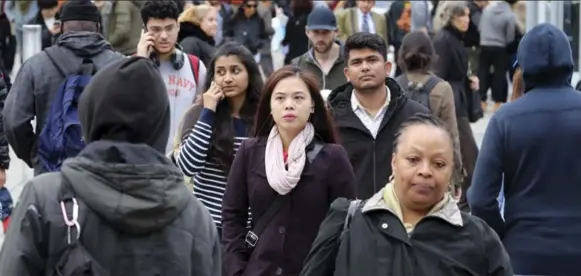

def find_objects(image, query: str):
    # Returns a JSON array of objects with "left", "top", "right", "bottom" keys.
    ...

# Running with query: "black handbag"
[{"left": 465, "top": 79, "right": 483, "bottom": 123}]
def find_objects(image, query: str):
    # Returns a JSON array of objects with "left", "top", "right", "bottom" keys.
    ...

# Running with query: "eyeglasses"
[
  {"left": 147, "top": 24, "right": 177, "bottom": 36},
  {"left": 245, "top": 4, "right": 257, "bottom": 8}
]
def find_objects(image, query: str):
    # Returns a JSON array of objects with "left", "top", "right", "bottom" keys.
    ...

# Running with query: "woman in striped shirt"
[{"left": 175, "top": 42, "right": 263, "bottom": 235}]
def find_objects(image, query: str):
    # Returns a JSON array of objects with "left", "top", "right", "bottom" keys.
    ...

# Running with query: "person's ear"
[{"left": 385, "top": 61, "right": 392, "bottom": 77}]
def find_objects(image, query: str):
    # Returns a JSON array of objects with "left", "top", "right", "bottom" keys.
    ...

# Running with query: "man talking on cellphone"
[{"left": 137, "top": 0, "right": 207, "bottom": 154}]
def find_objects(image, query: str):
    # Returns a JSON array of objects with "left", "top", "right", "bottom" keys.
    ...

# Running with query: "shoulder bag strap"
[
  {"left": 246, "top": 142, "right": 324, "bottom": 248},
  {"left": 306, "top": 142, "right": 324, "bottom": 163},
  {"left": 339, "top": 199, "right": 362, "bottom": 242},
  {"left": 246, "top": 194, "right": 291, "bottom": 248}
]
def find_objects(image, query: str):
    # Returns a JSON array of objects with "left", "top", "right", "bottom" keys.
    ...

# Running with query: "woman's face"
[
  {"left": 270, "top": 76, "right": 313, "bottom": 133},
  {"left": 452, "top": 8, "right": 470, "bottom": 33},
  {"left": 214, "top": 55, "right": 249, "bottom": 98},
  {"left": 391, "top": 124, "right": 454, "bottom": 211},
  {"left": 200, "top": 8, "right": 218, "bottom": 38}
]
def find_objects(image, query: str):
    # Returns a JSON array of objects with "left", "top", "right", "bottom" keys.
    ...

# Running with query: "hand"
[
  {"left": 136, "top": 29, "right": 155, "bottom": 58},
  {"left": 202, "top": 82, "right": 224, "bottom": 112},
  {"left": 469, "top": 75, "right": 479, "bottom": 91},
  {"left": 49, "top": 24, "right": 60, "bottom": 35},
  {"left": 0, "top": 169, "right": 6, "bottom": 188},
  {"left": 94, "top": 0, "right": 104, "bottom": 8}
]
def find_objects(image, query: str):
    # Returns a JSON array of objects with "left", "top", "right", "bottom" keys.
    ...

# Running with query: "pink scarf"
[{"left": 265, "top": 123, "right": 315, "bottom": 195}]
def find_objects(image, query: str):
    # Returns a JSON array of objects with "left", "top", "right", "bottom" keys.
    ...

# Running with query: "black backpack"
[
  {"left": 395, "top": 74, "right": 442, "bottom": 110},
  {"left": 53, "top": 182, "right": 108, "bottom": 276}
]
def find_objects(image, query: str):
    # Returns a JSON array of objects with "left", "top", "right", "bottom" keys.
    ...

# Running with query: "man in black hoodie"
[
  {"left": 0, "top": 57, "right": 221, "bottom": 276},
  {"left": 328, "top": 33, "right": 429, "bottom": 198}
]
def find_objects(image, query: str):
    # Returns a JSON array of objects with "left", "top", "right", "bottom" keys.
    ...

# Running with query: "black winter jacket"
[
  {"left": 179, "top": 22, "right": 216, "bottom": 67},
  {"left": 327, "top": 78, "right": 429, "bottom": 198},
  {"left": 301, "top": 192, "right": 513, "bottom": 276}
]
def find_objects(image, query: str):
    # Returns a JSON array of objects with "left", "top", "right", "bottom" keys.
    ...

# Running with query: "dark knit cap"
[
  {"left": 59, "top": 0, "right": 101, "bottom": 23},
  {"left": 78, "top": 57, "right": 171, "bottom": 153},
  {"left": 37, "top": 0, "right": 58, "bottom": 10}
]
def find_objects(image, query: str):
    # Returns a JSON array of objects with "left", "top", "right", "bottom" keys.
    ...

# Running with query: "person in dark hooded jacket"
[
  {"left": 0, "top": 56, "right": 221, "bottom": 276},
  {"left": 468, "top": 23, "right": 581, "bottom": 276}
]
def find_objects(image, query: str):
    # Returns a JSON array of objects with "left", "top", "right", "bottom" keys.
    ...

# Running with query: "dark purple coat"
[{"left": 222, "top": 138, "right": 356, "bottom": 276}]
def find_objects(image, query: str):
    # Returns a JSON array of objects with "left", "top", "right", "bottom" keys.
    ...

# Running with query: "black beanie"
[
  {"left": 37, "top": 0, "right": 58, "bottom": 10},
  {"left": 78, "top": 57, "right": 171, "bottom": 153},
  {"left": 59, "top": 0, "right": 100, "bottom": 23}
]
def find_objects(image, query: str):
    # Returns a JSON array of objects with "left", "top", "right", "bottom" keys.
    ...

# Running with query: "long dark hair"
[
  {"left": 254, "top": 66, "right": 337, "bottom": 144},
  {"left": 291, "top": 0, "right": 313, "bottom": 15},
  {"left": 198, "top": 42, "right": 262, "bottom": 173}
]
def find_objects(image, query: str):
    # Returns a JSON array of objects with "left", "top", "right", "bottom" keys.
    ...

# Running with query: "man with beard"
[
  {"left": 292, "top": 6, "right": 346, "bottom": 93},
  {"left": 327, "top": 32, "right": 429, "bottom": 199}
]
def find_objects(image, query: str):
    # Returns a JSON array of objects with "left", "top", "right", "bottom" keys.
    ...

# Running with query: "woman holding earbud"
[
  {"left": 174, "top": 42, "right": 263, "bottom": 236},
  {"left": 221, "top": 66, "right": 356, "bottom": 276}
]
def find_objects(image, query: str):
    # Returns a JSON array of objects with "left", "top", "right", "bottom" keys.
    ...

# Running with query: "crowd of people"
[{"left": 0, "top": 0, "right": 578, "bottom": 276}]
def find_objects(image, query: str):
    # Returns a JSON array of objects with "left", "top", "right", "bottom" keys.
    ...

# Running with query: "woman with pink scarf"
[{"left": 222, "top": 66, "right": 356, "bottom": 276}]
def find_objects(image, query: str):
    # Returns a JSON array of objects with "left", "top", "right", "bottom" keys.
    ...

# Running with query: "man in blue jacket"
[{"left": 468, "top": 23, "right": 581, "bottom": 276}]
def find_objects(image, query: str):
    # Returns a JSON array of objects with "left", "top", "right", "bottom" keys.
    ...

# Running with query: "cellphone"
[{"left": 142, "top": 25, "right": 154, "bottom": 56}]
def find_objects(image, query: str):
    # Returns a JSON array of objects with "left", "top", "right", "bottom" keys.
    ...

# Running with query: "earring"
[
  {"left": 311, "top": 107, "right": 315, "bottom": 113},
  {"left": 388, "top": 175, "right": 394, "bottom": 182}
]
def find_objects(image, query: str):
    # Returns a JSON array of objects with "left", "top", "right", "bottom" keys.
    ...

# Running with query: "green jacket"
[
  {"left": 291, "top": 44, "right": 347, "bottom": 91},
  {"left": 106, "top": 1, "right": 142, "bottom": 55}
]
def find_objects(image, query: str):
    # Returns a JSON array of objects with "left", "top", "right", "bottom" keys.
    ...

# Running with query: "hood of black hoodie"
[
  {"left": 328, "top": 77, "right": 407, "bottom": 111},
  {"left": 61, "top": 141, "right": 190, "bottom": 234}
]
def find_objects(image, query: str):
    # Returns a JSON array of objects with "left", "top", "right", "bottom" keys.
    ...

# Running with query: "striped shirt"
[{"left": 177, "top": 108, "right": 249, "bottom": 228}]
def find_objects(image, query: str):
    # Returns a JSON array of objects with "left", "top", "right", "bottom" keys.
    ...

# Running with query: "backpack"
[
  {"left": 188, "top": 54, "right": 200, "bottom": 85},
  {"left": 54, "top": 181, "right": 108, "bottom": 276},
  {"left": 0, "top": 187, "right": 12, "bottom": 221},
  {"left": 37, "top": 47, "right": 95, "bottom": 172},
  {"left": 395, "top": 74, "right": 442, "bottom": 110}
]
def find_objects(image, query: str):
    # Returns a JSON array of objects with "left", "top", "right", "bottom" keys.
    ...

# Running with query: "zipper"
[
  {"left": 311, "top": 60, "right": 327, "bottom": 90},
  {"left": 372, "top": 140, "right": 377, "bottom": 192}
]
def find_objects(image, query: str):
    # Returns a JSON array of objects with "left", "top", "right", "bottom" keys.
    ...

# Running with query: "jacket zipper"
[
  {"left": 311, "top": 61, "right": 327, "bottom": 90},
  {"left": 372, "top": 140, "right": 377, "bottom": 192}
]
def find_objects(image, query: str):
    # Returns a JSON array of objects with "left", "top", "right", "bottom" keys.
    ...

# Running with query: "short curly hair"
[{"left": 141, "top": 0, "right": 181, "bottom": 25}]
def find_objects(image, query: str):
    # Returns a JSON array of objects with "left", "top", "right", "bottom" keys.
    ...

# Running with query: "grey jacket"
[
  {"left": 3, "top": 32, "right": 125, "bottom": 174},
  {"left": 0, "top": 141, "right": 221, "bottom": 276},
  {"left": 479, "top": 2, "right": 516, "bottom": 47},
  {"left": 257, "top": 2, "right": 275, "bottom": 55}
]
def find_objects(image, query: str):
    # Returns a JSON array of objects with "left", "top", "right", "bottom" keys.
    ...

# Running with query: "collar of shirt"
[{"left": 351, "top": 85, "right": 391, "bottom": 114}]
